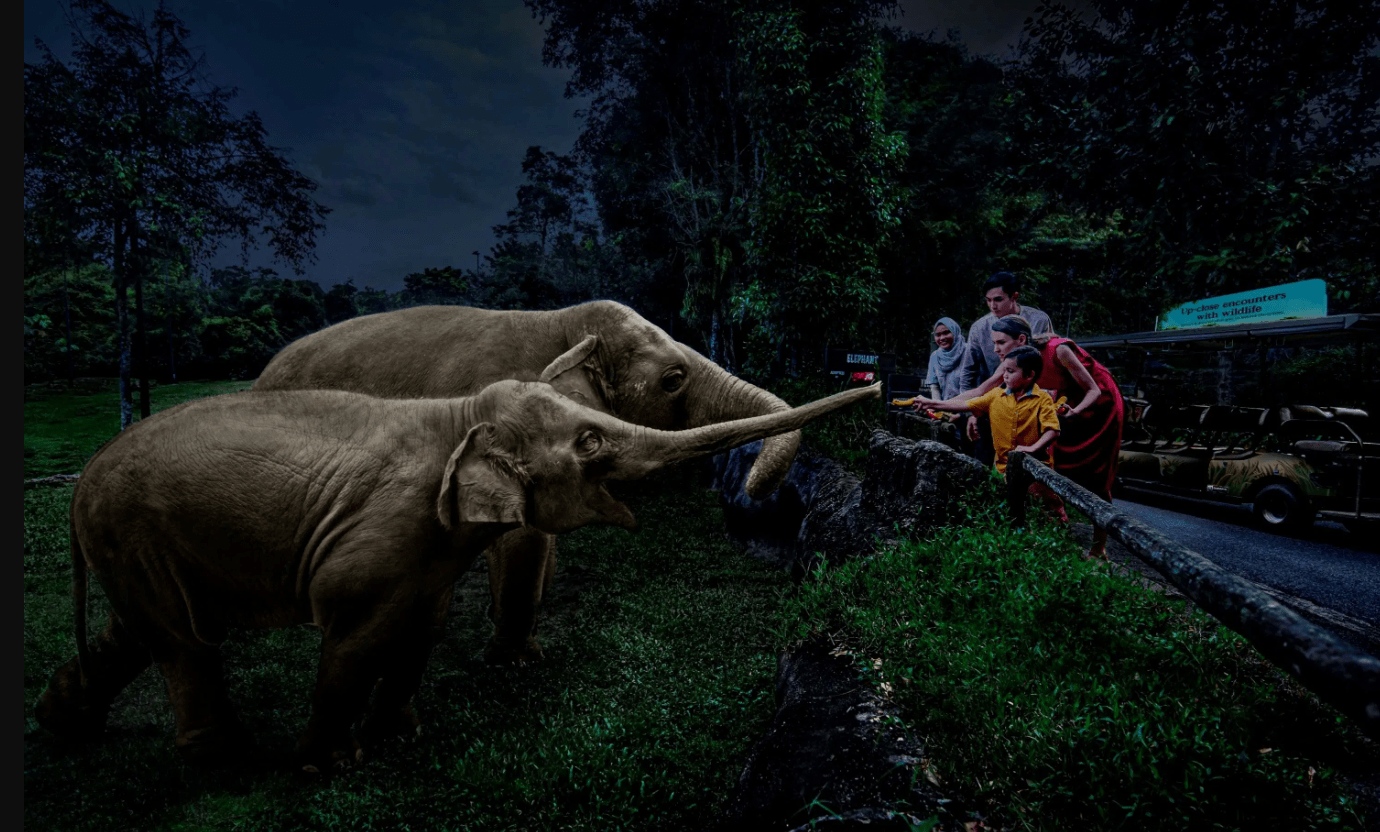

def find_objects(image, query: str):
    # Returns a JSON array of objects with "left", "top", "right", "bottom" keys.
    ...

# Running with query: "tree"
[
  {"left": 731, "top": 1, "right": 907, "bottom": 374},
  {"left": 323, "top": 279, "right": 360, "bottom": 324},
  {"left": 525, "top": 0, "right": 905, "bottom": 372},
  {"left": 1012, "top": 0, "right": 1380, "bottom": 312},
  {"left": 484, "top": 147, "right": 601, "bottom": 310},
  {"left": 24, "top": 0, "right": 330, "bottom": 426},
  {"left": 399, "top": 266, "right": 471, "bottom": 307},
  {"left": 24, "top": 263, "right": 119, "bottom": 382}
]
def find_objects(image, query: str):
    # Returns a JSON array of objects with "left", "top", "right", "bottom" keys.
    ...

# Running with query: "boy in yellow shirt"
[{"left": 916, "top": 345, "right": 1067, "bottom": 521}]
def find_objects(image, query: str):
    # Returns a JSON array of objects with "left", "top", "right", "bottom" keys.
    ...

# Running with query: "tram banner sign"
[
  {"left": 825, "top": 346, "right": 896, "bottom": 379},
  {"left": 1158, "top": 279, "right": 1327, "bottom": 330}
]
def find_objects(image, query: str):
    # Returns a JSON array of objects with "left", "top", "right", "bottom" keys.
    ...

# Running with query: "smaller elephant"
[{"left": 35, "top": 379, "right": 880, "bottom": 772}]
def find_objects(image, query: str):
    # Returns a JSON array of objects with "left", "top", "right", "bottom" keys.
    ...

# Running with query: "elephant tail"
[{"left": 70, "top": 513, "right": 90, "bottom": 690}]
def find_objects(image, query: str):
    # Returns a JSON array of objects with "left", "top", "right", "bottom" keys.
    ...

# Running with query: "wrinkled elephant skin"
[{"left": 254, "top": 301, "right": 804, "bottom": 665}]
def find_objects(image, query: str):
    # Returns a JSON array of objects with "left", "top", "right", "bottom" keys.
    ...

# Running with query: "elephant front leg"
[
  {"left": 483, "top": 527, "right": 557, "bottom": 666},
  {"left": 295, "top": 629, "right": 388, "bottom": 774},
  {"left": 358, "top": 587, "right": 452, "bottom": 750}
]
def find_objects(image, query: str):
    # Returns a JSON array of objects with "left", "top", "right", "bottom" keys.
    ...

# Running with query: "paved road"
[{"left": 1110, "top": 489, "right": 1379, "bottom": 643}]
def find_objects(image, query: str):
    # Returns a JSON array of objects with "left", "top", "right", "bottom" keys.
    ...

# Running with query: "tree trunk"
[
  {"left": 62, "top": 267, "right": 74, "bottom": 387},
  {"left": 114, "top": 220, "right": 133, "bottom": 431},
  {"left": 709, "top": 307, "right": 721, "bottom": 365},
  {"left": 166, "top": 266, "right": 177, "bottom": 383},
  {"left": 136, "top": 258, "right": 151, "bottom": 418}
]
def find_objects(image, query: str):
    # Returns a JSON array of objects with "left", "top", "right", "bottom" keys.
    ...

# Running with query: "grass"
[
  {"left": 779, "top": 472, "right": 1375, "bottom": 830},
  {"left": 23, "top": 380, "right": 790, "bottom": 831},
  {"left": 23, "top": 378, "right": 255, "bottom": 478},
  {"left": 23, "top": 376, "right": 1377, "bottom": 831}
]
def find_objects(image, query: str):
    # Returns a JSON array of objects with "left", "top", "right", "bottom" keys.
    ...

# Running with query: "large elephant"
[
  {"left": 253, "top": 301, "right": 803, "bottom": 665},
  {"left": 35, "top": 379, "right": 879, "bottom": 772}
]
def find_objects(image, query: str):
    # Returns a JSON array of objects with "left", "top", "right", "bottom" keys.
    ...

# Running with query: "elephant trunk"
[
  {"left": 609, "top": 383, "right": 880, "bottom": 481},
  {"left": 681, "top": 350, "right": 802, "bottom": 499}
]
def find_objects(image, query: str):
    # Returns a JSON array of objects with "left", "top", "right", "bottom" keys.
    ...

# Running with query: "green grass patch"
[
  {"left": 780, "top": 472, "right": 1372, "bottom": 830},
  {"left": 23, "top": 379, "right": 255, "bottom": 478},
  {"left": 23, "top": 465, "right": 787, "bottom": 831}
]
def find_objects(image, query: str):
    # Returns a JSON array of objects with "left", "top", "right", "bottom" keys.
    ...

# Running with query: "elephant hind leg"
[
  {"left": 483, "top": 527, "right": 557, "bottom": 666},
  {"left": 36, "top": 613, "right": 152, "bottom": 740},
  {"left": 160, "top": 645, "right": 245, "bottom": 765}
]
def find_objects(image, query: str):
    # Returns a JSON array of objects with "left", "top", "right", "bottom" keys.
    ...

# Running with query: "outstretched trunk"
[{"left": 610, "top": 382, "right": 878, "bottom": 481}]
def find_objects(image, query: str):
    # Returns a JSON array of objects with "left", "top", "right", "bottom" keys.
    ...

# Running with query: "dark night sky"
[{"left": 24, "top": 0, "right": 1064, "bottom": 293}]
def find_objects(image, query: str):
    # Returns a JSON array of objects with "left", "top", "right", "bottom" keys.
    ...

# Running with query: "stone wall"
[
  {"left": 711, "top": 430, "right": 986, "bottom": 580},
  {"left": 709, "top": 431, "right": 987, "bottom": 831}
]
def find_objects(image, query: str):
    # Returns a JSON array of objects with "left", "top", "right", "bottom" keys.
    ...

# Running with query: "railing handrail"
[{"left": 1006, "top": 450, "right": 1380, "bottom": 742}]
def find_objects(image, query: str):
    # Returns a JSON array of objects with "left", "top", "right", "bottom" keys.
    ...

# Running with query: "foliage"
[
  {"left": 523, "top": 0, "right": 912, "bottom": 370},
  {"left": 1011, "top": 0, "right": 1380, "bottom": 315},
  {"left": 399, "top": 266, "right": 471, "bottom": 308},
  {"left": 478, "top": 147, "right": 605, "bottom": 311},
  {"left": 24, "top": 0, "right": 329, "bottom": 425},
  {"left": 781, "top": 475, "right": 1372, "bottom": 830},
  {"left": 24, "top": 264, "right": 119, "bottom": 381},
  {"left": 730, "top": 1, "right": 907, "bottom": 375}
]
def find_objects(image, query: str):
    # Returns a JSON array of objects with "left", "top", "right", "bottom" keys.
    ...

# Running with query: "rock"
[
  {"left": 795, "top": 431, "right": 987, "bottom": 578},
  {"left": 890, "top": 411, "right": 965, "bottom": 452},
  {"left": 710, "top": 441, "right": 853, "bottom": 569},
  {"left": 715, "top": 637, "right": 961, "bottom": 832},
  {"left": 713, "top": 432, "right": 986, "bottom": 580}
]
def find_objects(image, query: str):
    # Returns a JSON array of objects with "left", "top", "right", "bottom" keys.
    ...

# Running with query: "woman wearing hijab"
[
  {"left": 919, "top": 315, "right": 1033, "bottom": 404},
  {"left": 922, "top": 318, "right": 971, "bottom": 451},
  {"left": 924, "top": 317, "right": 967, "bottom": 400}
]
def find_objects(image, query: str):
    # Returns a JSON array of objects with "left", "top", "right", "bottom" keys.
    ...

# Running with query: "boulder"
[
  {"left": 712, "top": 431, "right": 986, "bottom": 579},
  {"left": 710, "top": 441, "right": 854, "bottom": 569},
  {"left": 795, "top": 431, "right": 988, "bottom": 578}
]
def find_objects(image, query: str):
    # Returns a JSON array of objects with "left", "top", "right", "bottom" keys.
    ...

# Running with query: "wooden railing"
[{"left": 1006, "top": 450, "right": 1380, "bottom": 742}]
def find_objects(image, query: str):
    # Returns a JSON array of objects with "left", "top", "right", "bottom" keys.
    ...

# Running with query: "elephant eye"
[
  {"left": 661, "top": 370, "right": 686, "bottom": 393},
  {"left": 576, "top": 430, "right": 602, "bottom": 456}
]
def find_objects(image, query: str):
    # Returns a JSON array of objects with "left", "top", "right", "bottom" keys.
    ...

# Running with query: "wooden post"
[{"left": 1006, "top": 450, "right": 1028, "bottom": 530}]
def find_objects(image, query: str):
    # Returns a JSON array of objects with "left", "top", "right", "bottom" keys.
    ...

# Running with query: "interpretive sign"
[
  {"left": 825, "top": 346, "right": 896, "bottom": 380},
  {"left": 1158, "top": 279, "right": 1327, "bottom": 330}
]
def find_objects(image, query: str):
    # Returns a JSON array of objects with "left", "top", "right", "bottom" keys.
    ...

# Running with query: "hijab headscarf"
[
  {"left": 932, "top": 317, "right": 966, "bottom": 374},
  {"left": 927, "top": 316, "right": 968, "bottom": 400}
]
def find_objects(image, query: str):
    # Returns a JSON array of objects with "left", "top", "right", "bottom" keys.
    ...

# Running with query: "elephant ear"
[
  {"left": 437, "top": 423, "right": 530, "bottom": 530},
  {"left": 539, "top": 334, "right": 599, "bottom": 383},
  {"left": 539, "top": 334, "right": 613, "bottom": 413}
]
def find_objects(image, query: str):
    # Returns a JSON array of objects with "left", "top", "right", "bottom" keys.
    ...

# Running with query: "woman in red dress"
[{"left": 1031, "top": 327, "right": 1126, "bottom": 559}]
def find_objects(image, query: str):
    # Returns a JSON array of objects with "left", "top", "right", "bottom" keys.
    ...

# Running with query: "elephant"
[
  {"left": 34, "top": 379, "right": 880, "bottom": 772},
  {"left": 253, "top": 300, "right": 804, "bottom": 666}
]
